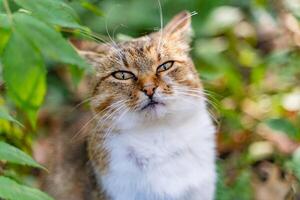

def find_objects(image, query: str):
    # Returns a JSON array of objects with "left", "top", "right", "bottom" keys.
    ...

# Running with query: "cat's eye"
[
  {"left": 112, "top": 71, "right": 136, "bottom": 80},
  {"left": 157, "top": 61, "right": 174, "bottom": 73}
]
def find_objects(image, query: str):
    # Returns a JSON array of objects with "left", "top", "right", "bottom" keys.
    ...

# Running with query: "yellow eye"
[
  {"left": 112, "top": 71, "right": 136, "bottom": 80},
  {"left": 157, "top": 61, "right": 174, "bottom": 73}
]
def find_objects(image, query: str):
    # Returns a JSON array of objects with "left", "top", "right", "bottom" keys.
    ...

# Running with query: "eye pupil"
[
  {"left": 157, "top": 61, "right": 174, "bottom": 73},
  {"left": 112, "top": 71, "right": 135, "bottom": 80}
]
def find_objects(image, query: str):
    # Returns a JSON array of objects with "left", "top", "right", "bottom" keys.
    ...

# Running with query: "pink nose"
[{"left": 142, "top": 85, "right": 157, "bottom": 98}]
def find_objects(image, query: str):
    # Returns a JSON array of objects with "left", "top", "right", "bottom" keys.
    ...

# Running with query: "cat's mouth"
[{"left": 141, "top": 100, "right": 165, "bottom": 111}]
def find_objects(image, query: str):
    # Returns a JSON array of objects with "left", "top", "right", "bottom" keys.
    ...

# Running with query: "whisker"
[
  {"left": 70, "top": 96, "right": 96, "bottom": 112},
  {"left": 156, "top": 0, "right": 164, "bottom": 54},
  {"left": 72, "top": 99, "right": 127, "bottom": 141},
  {"left": 95, "top": 101, "right": 129, "bottom": 131},
  {"left": 104, "top": 107, "right": 129, "bottom": 139}
]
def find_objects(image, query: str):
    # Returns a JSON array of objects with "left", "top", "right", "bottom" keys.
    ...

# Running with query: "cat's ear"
[
  {"left": 163, "top": 11, "right": 193, "bottom": 43},
  {"left": 69, "top": 39, "right": 108, "bottom": 66}
]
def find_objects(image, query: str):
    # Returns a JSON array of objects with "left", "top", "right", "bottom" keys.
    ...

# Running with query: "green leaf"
[
  {"left": 14, "top": 0, "right": 82, "bottom": 29},
  {"left": 291, "top": 148, "right": 300, "bottom": 180},
  {"left": 0, "top": 106, "right": 22, "bottom": 126},
  {"left": 69, "top": 64, "right": 84, "bottom": 87},
  {"left": 265, "top": 118, "right": 299, "bottom": 140},
  {"left": 0, "top": 141, "right": 44, "bottom": 169},
  {"left": 80, "top": 0, "right": 104, "bottom": 16},
  {"left": 0, "top": 28, "right": 11, "bottom": 55},
  {"left": 2, "top": 31, "right": 46, "bottom": 123},
  {"left": 0, "top": 176, "right": 53, "bottom": 200},
  {"left": 216, "top": 163, "right": 253, "bottom": 200},
  {"left": 0, "top": 0, "right": 3, "bottom": 12},
  {"left": 0, "top": 14, "right": 11, "bottom": 29},
  {"left": 14, "top": 13, "right": 86, "bottom": 68}
]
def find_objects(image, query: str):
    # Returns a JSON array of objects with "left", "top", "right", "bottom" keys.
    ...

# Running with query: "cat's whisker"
[
  {"left": 72, "top": 100, "right": 127, "bottom": 141},
  {"left": 95, "top": 101, "right": 129, "bottom": 131},
  {"left": 104, "top": 17, "right": 125, "bottom": 62},
  {"left": 74, "top": 29, "right": 126, "bottom": 66},
  {"left": 70, "top": 96, "right": 97, "bottom": 112},
  {"left": 99, "top": 108, "right": 127, "bottom": 139},
  {"left": 113, "top": 23, "right": 127, "bottom": 42},
  {"left": 104, "top": 107, "right": 130, "bottom": 139},
  {"left": 175, "top": 93, "right": 220, "bottom": 126},
  {"left": 173, "top": 88, "right": 220, "bottom": 112},
  {"left": 95, "top": 100, "right": 128, "bottom": 124},
  {"left": 156, "top": 0, "right": 164, "bottom": 54},
  {"left": 171, "top": 85, "right": 220, "bottom": 110}
]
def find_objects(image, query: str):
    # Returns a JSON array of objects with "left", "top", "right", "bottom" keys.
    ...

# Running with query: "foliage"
[
  {"left": 0, "top": 176, "right": 53, "bottom": 200},
  {"left": 0, "top": 0, "right": 88, "bottom": 199},
  {"left": 0, "top": 0, "right": 300, "bottom": 199}
]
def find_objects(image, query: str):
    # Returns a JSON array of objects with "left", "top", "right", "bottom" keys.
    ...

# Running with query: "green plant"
[{"left": 0, "top": 0, "right": 93, "bottom": 199}]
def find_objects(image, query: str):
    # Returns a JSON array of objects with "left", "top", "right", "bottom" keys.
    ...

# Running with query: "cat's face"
[{"left": 74, "top": 11, "right": 205, "bottom": 129}]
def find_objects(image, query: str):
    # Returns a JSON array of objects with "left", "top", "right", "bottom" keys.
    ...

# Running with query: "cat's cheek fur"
[{"left": 93, "top": 100, "right": 216, "bottom": 200}]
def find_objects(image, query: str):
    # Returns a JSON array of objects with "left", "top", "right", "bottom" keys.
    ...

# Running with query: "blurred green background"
[{"left": 1, "top": 0, "right": 300, "bottom": 199}]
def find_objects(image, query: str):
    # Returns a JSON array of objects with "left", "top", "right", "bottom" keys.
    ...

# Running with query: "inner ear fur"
[{"left": 163, "top": 11, "right": 193, "bottom": 41}]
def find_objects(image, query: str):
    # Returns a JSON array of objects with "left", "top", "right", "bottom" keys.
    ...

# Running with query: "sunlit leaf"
[
  {"left": 14, "top": 0, "right": 82, "bottom": 29},
  {"left": 13, "top": 13, "right": 87, "bottom": 68},
  {"left": 0, "top": 28, "right": 10, "bottom": 55},
  {"left": 0, "top": 141, "right": 44, "bottom": 169},
  {"left": 2, "top": 31, "right": 46, "bottom": 126},
  {"left": 80, "top": 0, "right": 104, "bottom": 16},
  {"left": 0, "top": 106, "right": 22, "bottom": 126},
  {"left": 0, "top": 176, "right": 53, "bottom": 200}
]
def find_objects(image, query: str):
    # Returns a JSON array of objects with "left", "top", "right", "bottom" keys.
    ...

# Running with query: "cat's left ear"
[
  {"left": 163, "top": 11, "right": 193, "bottom": 44},
  {"left": 69, "top": 39, "right": 108, "bottom": 67}
]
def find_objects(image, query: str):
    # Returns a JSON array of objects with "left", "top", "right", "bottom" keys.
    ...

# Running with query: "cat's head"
[{"left": 73, "top": 11, "right": 205, "bottom": 129}]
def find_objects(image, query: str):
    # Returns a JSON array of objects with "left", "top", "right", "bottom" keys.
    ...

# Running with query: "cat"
[{"left": 41, "top": 11, "right": 216, "bottom": 200}]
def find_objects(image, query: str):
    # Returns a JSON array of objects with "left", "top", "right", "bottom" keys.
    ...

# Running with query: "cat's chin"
[{"left": 140, "top": 102, "right": 168, "bottom": 119}]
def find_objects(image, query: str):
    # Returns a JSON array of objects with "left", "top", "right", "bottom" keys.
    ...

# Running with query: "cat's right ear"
[{"left": 69, "top": 39, "right": 108, "bottom": 66}]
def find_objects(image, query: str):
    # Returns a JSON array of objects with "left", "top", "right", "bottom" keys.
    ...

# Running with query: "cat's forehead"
[{"left": 114, "top": 37, "right": 162, "bottom": 72}]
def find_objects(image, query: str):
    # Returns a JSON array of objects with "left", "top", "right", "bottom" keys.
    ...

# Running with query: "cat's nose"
[{"left": 142, "top": 84, "right": 157, "bottom": 98}]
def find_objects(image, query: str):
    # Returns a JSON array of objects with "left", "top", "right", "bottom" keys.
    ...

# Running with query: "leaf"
[
  {"left": 0, "top": 14, "right": 11, "bottom": 29},
  {"left": 13, "top": 13, "right": 87, "bottom": 68},
  {"left": 0, "top": 176, "right": 53, "bottom": 200},
  {"left": 216, "top": 163, "right": 253, "bottom": 200},
  {"left": 265, "top": 118, "right": 299, "bottom": 140},
  {"left": 0, "top": 28, "right": 11, "bottom": 55},
  {"left": 0, "top": 106, "right": 22, "bottom": 126},
  {"left": 291, "top": 148, "right": 300, "bottom": 180},
  {"left": 2, "top": 31, "right": 46, "bottom": 127},
  {"left": 0, "top": 141, "right": 44, "bottom": 169},
  {"left": 0, "top": 0, "right": 3, "bottom": 12},
  {"left": 14, "top": 0, "right": 82, "bottom": 29},
  {"left": 80, "top": 0, "right": 104, "bottom": 16},
  {"left": 69, "top": 64, "right": 84, "bottom": 87}
]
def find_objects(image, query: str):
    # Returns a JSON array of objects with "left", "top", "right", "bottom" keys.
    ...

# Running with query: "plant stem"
[{"left": 3, "top": 0, "right": 13, "bottom": 23}]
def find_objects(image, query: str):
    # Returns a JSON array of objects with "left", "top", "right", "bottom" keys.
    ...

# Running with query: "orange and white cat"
[{"left": 43, "top": 11, "right": 216, "bottom": 200}]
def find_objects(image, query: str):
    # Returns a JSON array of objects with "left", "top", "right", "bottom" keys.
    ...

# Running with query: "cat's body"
[
  {"left": 95, "top": 102, "right": 215, "bottom": 200},
  {"left": 42, "top": 11, "right": 216, "bottom": 200}
]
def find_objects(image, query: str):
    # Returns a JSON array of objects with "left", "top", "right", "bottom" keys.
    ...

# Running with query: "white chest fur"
[{"left": 94, "top": 109, "right": 216, "bottom": 200}]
